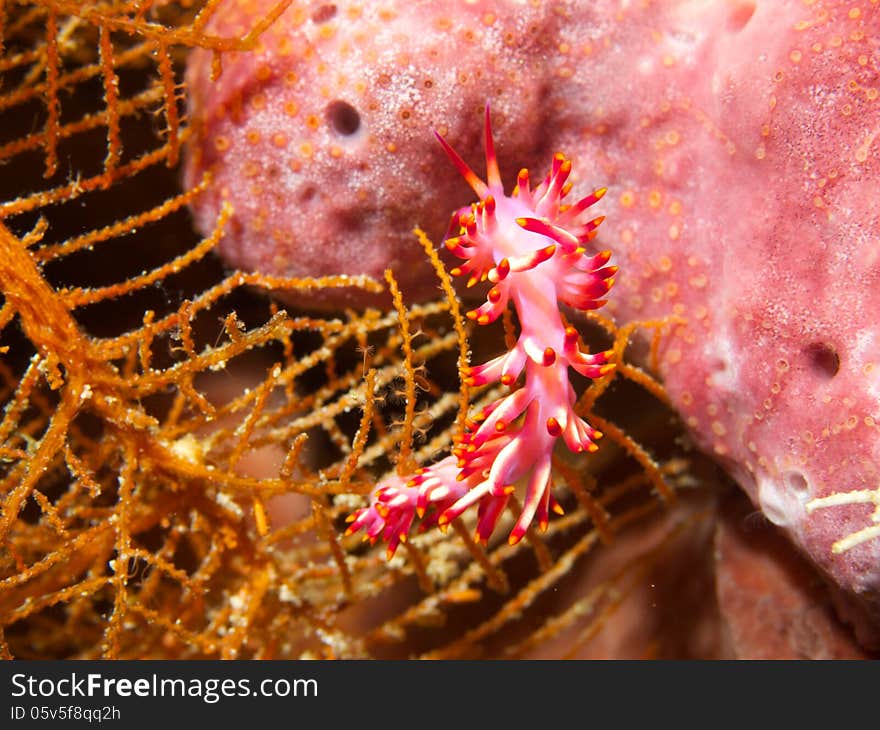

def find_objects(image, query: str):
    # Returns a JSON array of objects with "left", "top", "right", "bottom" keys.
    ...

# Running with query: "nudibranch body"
[{"left": 346, "top": 108, "right": 615, "bottom": 554}]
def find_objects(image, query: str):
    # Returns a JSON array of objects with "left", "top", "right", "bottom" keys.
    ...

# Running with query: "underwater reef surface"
[{"left": 185, "top": 0, "right": 880, "bottom": 645}]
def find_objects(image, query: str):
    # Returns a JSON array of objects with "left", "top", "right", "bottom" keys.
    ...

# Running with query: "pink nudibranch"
[{"left": 346, "top": 108, "right": 616, "bottom": 556}]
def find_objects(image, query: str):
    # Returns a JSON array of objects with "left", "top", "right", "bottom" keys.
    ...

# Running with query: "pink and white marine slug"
[{"left": 346, "top": 108, "right": 616, "bottom": 555}]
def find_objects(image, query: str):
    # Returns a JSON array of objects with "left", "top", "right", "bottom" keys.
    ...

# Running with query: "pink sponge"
[
  {"left": 552, "top": 0, "right": 880, "bottom": 640},
  {"left": 184, "top": 0, "right": 558, "bottom": 307}
]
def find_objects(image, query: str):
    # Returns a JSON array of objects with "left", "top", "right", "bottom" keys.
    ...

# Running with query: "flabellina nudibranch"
[{"left": 346, "top": 107, "right": 617, "bottom": 557}]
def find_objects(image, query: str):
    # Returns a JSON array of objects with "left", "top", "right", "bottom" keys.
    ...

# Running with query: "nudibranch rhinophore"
[{"left": 185, "top": 0, "right": 880, "bottom": 645}]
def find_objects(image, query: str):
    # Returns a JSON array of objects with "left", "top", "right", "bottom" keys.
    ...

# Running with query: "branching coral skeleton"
[{"left": 346, "top": 107, "right": 617, "bottom": 556}]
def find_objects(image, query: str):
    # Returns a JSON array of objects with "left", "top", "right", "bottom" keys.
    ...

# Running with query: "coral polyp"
[{"left": 346, "top": 108, "right": 616, "bottom": 554}]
